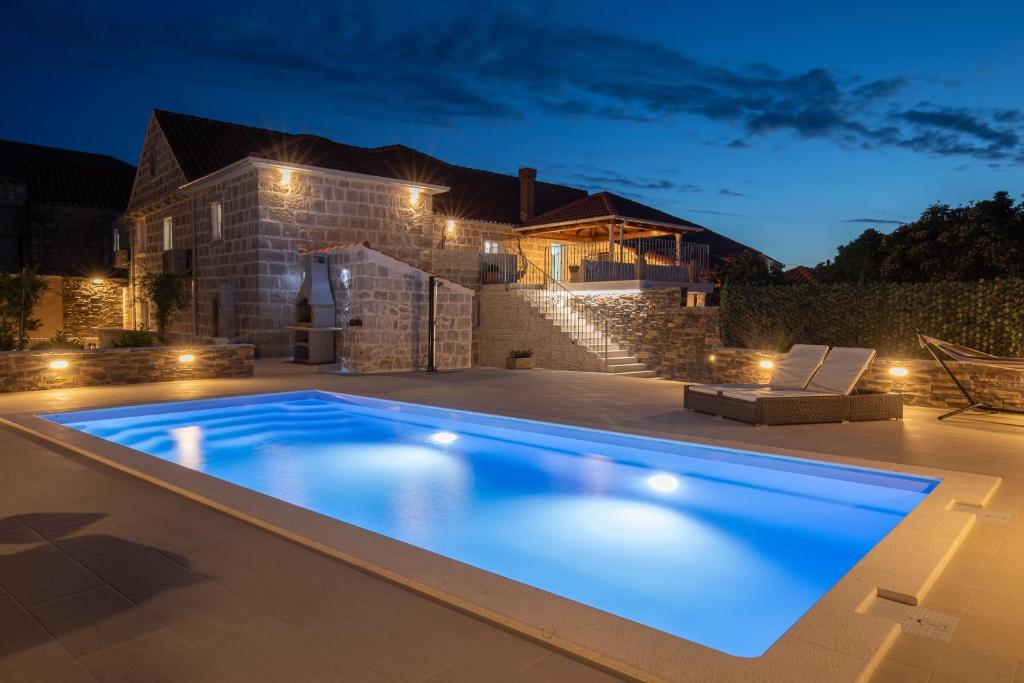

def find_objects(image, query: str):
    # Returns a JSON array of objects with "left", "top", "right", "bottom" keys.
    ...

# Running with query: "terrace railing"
[{"left": 547, "top": 238, "right": 710, "bottom": 284}]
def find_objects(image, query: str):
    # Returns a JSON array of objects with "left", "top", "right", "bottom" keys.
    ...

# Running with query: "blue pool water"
[{"left": 46, "top": 391, "right": 938, "bottom": 657}]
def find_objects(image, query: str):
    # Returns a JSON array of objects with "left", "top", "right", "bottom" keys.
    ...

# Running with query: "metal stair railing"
[{"left": 502, "top": 242, "right": 610, "bottom": 370}]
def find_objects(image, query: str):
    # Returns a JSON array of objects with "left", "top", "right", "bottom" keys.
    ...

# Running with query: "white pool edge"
[{"left": 2, "top": 401, "right": 1001, "bottom": 683}]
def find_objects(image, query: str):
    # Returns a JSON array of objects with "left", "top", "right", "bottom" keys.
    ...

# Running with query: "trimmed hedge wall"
[{"left": 720, "top": 279, "right": 1024, "bottom": 357}]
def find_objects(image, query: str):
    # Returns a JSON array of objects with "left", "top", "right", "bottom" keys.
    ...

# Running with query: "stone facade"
[
  {"left": 0, "top": 344, "right": 254, "bottom": 393},
  {"left": 60, "top": 277, "right": 127, "bottom": 336},
  {"left": 708, "top": 346, "right": 1024, "bottom": 410},
  {"left": 322, "top": 245, "right": 472, "bottom": 372},
  {"left": 475, "top": 285, "right": 605, "bottom": 372},
  {"left": 574, "top": 289, "right": 721, "bottom": 381}
]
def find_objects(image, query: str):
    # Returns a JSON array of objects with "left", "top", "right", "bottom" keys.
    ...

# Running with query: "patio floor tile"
[
  {"left": 132, "top": 576, "right": 262, "bottom": 642},
  {"left": 27, "top": 586, "right": 164, "bottom": 656},
  {"left": 80, "top": 629, "right": 240, "bottom": 683},
  {"left": 81, "top": 546, "right": 198, "bottom": 596},
  {"left": 0, "top": 552, "right": 102, "bottom": 607}
]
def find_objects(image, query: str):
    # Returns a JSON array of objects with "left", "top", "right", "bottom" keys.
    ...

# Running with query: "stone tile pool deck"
[{"left": 1, "top": 368, "right": 1022, "bottom": 682}]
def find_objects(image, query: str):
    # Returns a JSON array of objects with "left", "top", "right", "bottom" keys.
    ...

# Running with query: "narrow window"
[
  {"left": 482, "top": 239, "right": 500, "bottom": 254},
  {"left": 112, "top": 228, "right": 120, "bottom": 252},
  {"left": 210, "top": 201, "right": 223, "bottom": 241},
  {"left": 163, "top": 216, "right": 173, "bottom": 251},
  {"left": 136, "top": 218, "right": 145, "bottom": 251}
]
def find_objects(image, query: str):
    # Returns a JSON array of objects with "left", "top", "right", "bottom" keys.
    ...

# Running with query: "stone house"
[{"left": 124, "top": 110, "right": 759, "bottom": 372}]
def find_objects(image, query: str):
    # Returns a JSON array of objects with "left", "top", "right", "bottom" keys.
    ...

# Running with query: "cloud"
[
  {"left": 7, "top": 2, "right": 1023, "bottom": 162},
  {"left": 844, "top": 218, "right": 905, "bottom": 225},
  {"left": 719, "top": 189, "right": 746, "bottom": 197},
  {"left": 569, "top": 169, "right": 702, "bottom": 194}
]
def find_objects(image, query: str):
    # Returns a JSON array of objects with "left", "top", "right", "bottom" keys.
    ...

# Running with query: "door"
[{"left": 550, "top": 244, "right": 562, "bottom": 282}]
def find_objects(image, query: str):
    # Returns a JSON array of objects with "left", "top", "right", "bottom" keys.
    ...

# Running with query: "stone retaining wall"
[
  {"left": 575, "top": 289, "right": 721, "bottom": 381},
  {"left": 60, "top": 278, "right": 127, "bottom": 336},
  {"left": 475, "top": 285, "right": 605, "bottom": 372},
  {"left": 0, "top": 344, "right": 254, "bottom": 393},
  {"left": 708, "top": 347, "right": 1024, "bottom": 410}
]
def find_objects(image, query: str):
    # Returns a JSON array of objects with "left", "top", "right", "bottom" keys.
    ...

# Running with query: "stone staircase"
[{"left": 517, "top": 290, "right": 658, "bottom": 378}]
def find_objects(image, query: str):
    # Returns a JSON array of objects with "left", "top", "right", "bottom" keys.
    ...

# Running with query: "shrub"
[
  {"left": 510, "top": 349, "right": 533, "bottom": 358},
  {"left": 720, "top": 278, "right": 1024, "bottom": 357},
  {"left": 0, "top": 269, "right": 47, "bottom": 351},
  {"left": 140, "top": 272, "right": 189, "bottom": 341},
  {"left": 111, "top": 329, "right": 156, "bottom": 348},
  {"left": 31, "top": 330, "right": 86, "bottom": 351}
]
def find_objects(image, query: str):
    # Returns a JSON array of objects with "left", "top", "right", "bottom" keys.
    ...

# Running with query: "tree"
[
  {"left": 816, "top": 192, "right": 1024, "bottom": 283},
  {"left": 722, "top": 250, "right": 782, "bottom": 286},
  {"left": 140, "top": 272, "right": 189, "bottom": 342},
  {"left": 0, "top": 269, "right": 47, "bottom": 351}
]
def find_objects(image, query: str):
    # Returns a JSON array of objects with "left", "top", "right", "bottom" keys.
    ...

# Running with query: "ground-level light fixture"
[
  {"left": 888, "top": 366, "right": 909, "bottom": 378},
  {"left": 178, "top": 353, "right": 195, "bottom": 363},
  {"left": 49, "top": 360, "right": 70, "bottom": 370},
  {"left": 429, "top": 431, "right": 458, "bottom": 446},
  {"left": 759, "top": 359, "right": 774, "bottom": 370}
]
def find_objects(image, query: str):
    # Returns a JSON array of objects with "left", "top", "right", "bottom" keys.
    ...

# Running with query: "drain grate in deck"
[
  {"left": 866, "top": 598, "right": 959, "bottom": 643},
  {"left": 952, "top": 503, "right": 1014, "bottom": 524}
]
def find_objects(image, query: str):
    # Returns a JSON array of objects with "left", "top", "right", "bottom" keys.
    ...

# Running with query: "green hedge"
[{"left": 720, "top": 279, "right": 1024, "bottom": 357}]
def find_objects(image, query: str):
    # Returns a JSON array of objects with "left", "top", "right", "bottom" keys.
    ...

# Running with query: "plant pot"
[{"left": 506, "top": 357, "right": 536, "bottom": 370}]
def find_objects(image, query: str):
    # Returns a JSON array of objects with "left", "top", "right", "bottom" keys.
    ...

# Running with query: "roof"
[
  {"left": 681, "top": 227, "right": 780, "bottom": 267},
  {"left": 781, "top": 265, "right": 817, "bottom": 285},
  {"left": 0, "top": 139, "right": 135, "bottom": 209},
  {"left": 374, "top": 145, "right": 586, "bottom": 225},
  {"left": 522, "top": 191, "right": 703, "bottom": 231}
]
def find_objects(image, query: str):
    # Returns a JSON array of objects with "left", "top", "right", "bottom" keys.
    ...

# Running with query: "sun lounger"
[
  {"left": 918, "top": 334, "right": 1024, "bottom": 420},
  {"left": 685, "top": 346, "right": 901, "bottom": 425}
]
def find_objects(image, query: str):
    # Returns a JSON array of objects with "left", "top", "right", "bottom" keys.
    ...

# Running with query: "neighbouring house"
[
  {"left": 781, "top": 265, "right": 817, "bottom": 285},
  {"left": 0, "top": 139, "right": 136, "bottom": 340},
  {"left": 124, "top": 110, "right": 765, "bottom": 373}
]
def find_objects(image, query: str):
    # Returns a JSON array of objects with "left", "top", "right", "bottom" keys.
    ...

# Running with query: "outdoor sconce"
[
  {"left": 888, "top": 366, "right": 909, "bottom": 377},
  {"left": 91, "top": 278, "right": 104, "bottom": 285},
  {"left": 49, "top": 360, "right": 69, "bottom": 370},
  {"left": 279, "top": 168, "right": 292, "bottom": 187},
  {"left": 178, "top": 353, "right": 195, "bottom": 363},
  {"left": 446, "top": 219, "right": 456, "bottom": 233},
  {"left": 759, "top": 359, "right": 774, "bottom": 370},
  {"left": 708, "top": 353, "right": 716, "bottom": 363},
  {"left": 409, "top": 187, "right": 422, "bottom": 206}
]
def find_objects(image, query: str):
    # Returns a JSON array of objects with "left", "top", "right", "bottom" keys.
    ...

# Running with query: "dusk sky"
[{"left": 3, "top": 0, "right": 1022, "bottom": 266}]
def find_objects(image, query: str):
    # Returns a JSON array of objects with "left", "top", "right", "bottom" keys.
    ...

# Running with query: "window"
[
  {"left": 482, "top": 240, "right": 500, "bottom": 254},
  {"left": 112, "top": 228, "right": 120, "bottom": 252},
  {"left": 136, "top": 218, "right": 145, "bottom": 251},
  {"left": 163, "top": 216, "right": 173, "bottom": 251},
  {"left": 210, "top": 201, "right": 223, "bottom": 241}
]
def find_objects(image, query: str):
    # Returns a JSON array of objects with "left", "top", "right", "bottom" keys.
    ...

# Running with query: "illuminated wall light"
[
  {"left": 91, "top": 277, "right": 104, "bottom": 285},
  {"left": 446, "top": 219, "right": 456, "bottom": 233},
  {"left": 647, "top": 473, "right": 680, "bottom": 493},
  {"left": 759, "top": 359, "right": 774, "bottom": 370},
  {"left": 49, "top": 360, "right": 69, "bottom": 370},
  {"left": 708, "top": 353, "right": 716, "bottom": 363},
  {"left": 279, "top": 168, "right": 292, "bottom": 187},
  {"left": 429, "top": 431, "right": 458, "bottom": 446},
  {"left": 178, "top": 353, "right": 195, "bottom": 363},
  {"left": 408, "top": 187, "right": 422, "bottom": 205},
  {"left": 888, "top": 366, "right": 909, "bottom": 378}
]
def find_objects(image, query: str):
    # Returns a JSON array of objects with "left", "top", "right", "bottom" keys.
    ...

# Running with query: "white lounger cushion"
[
  {"left": 805, "top": 347, "right": 877, "bottom": 395},
  {"left": 768, "top": 344, "right": 829, "bottom": 389},
  {"left": 721, "top": 388, "right": 840, "bottom": 402}
]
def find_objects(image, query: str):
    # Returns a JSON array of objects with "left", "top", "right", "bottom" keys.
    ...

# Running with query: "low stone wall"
[
  {"left": 61, "top": 277, "right": 127, "bottom": 336},
  {"left": 475, "top": 285, "right": 605, "bottom": 372},
  {"left": 575, "top": 289, "right": 721, "bottom": 381},
  {"left": 708, "top": 347, "right": 1024, "bottom": 410},
  {"left": 0, "top": 344, "right": 254, "bottom": 393}
]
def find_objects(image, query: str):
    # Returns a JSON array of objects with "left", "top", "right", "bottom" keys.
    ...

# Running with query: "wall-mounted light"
[
  {"left": 446, "top": 219, "right": 455, "bottom": 233},
  {"left": 708, "top": 353, "right": 716, "bottom": 363},
  {"left": 408, "top": 187, "right": 422, "bottom": 206},
  {"left": 91, "top": 277, "right": 104, "bottom": 285},
  {"left": 759, "top": 359, "right": 774, "bottom": 370},
  {"left": 888, "top": 366, "right": 909, "bottom": 378},
  {"left": 49, "top": 360, "right": 69, "bottom": 370},
  {"left": 279, "top": 168, "right": 292, "bottom": 187},
  {"left": 178, "top": 353, "right": 195, "bottom": 363}
]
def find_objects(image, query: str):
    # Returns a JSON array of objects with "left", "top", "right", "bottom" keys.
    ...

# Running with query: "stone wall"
[
  {"left": 325, "top": 245, "right": 472, "bottom": 373},
  {"left": 708, "top": 347, "right": 1024, "bottom": 410},
  {"left": 60, "top": 277, "right": 127, "bottom": 336},
  {"left": 0, "top": 344, "right": 254, "bottom": 393},
  {"left": 575, "top": 289, "right": 721, "bottom": 381},
  {"left": 475, "top": 285, "right": 605, "bottom": 372}
]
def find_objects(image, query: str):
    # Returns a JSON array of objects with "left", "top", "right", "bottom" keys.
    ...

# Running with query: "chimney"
[{"left": 518, "top": 167, "right": 536, "bottom": 221}]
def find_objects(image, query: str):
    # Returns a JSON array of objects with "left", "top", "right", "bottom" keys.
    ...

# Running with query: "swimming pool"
[{"left": 46, "top": 390, "right": 938, "bottom": 657}]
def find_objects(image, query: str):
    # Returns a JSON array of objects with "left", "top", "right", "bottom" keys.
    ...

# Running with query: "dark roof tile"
[
  {"left": 0, "top": 139, "right": 135, "bottom": 210},
  {"left": 524, "top": 191, "right": 703, "bottom": 230}
]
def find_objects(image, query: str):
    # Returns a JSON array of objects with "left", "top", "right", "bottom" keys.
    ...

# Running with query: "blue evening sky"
[{"left": 2, "top": 0, "right": 1022, "bottom": 265}]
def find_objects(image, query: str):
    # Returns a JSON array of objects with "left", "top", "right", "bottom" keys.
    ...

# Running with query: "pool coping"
[{"left": 1, "top": 390, "right": 1002, "bottom": 683}]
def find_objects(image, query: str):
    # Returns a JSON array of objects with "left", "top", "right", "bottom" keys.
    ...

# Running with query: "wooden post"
[
  {"left": 618, "top": 222, "right": 624, "bottom": 262},
  {"left": 675, "top": 234, "right": 682, "bottom": 266}
]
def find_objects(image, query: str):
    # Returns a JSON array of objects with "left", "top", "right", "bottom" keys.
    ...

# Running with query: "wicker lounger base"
[{"left": 683, "top": 386, "right": 903, "bottom": 425}]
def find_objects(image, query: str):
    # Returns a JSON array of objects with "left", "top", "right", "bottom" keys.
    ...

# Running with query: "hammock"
[{"left": 917, "top": 334, "right": 1024, "bottom": 420}]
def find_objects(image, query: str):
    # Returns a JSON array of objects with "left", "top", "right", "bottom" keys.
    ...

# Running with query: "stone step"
[
  {"left": 607, "top": 362, "right": 648, "bottom": 373},
  {"left": 603, "top": 349, "right": 632, "bottom": 358},
  {"left": 606, "top": 356, "right": 639, "bottom": 365},
  {"left": 613, "top": 370, "right": 660, "bottom": 378}
]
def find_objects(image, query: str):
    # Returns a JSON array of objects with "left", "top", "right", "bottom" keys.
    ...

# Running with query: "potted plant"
[{"left": 506, "top": 349, "right": 535, "bottom": 369}]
